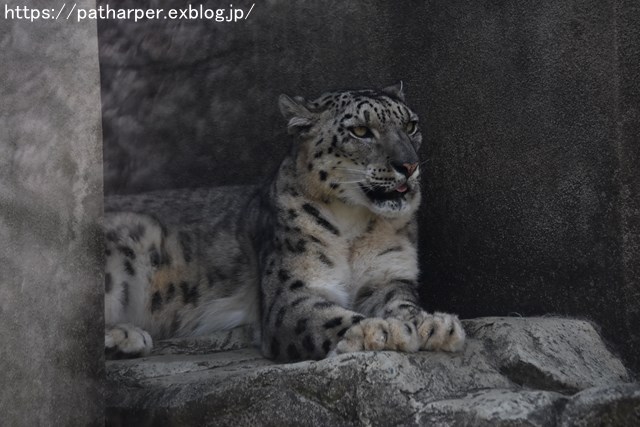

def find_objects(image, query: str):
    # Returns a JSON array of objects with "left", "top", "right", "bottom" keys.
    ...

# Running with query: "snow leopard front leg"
[
  {"left": 259, "top": 252, "right": 462, "bottom": 361},
  {"left": 258, "top": 256, "right": 354, "bottom": 361},
  {"left": 259, "top": 243, "right": 420, "bottom": 361},
  {"left": 260, "top": 270, "right": 457, "bottom": 361},
  {"left": 346, "top": 278, "right": 466, "bottom": 354},
  {"left": 330, "top": 219, "right": 466, "bottom": 356},
  {"left": 259, "top": 207, "right": 464, "bottom": 360}
]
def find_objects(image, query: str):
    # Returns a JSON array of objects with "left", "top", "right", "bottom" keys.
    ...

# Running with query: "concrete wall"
[
  {"left": 0, "top": 1, "right": 104, "bottom": 424},
  {"left": 615, "top": 0, "right": 640, "bottom": 370},
  {"left": 99, "top": 0, "right": 404, "bottom": 193},
  {"left": 98, "top": 1, "right": 639, "bottom": 372},
  {"left": 416, "top": 0, "right": 640, "bottom": 373}
]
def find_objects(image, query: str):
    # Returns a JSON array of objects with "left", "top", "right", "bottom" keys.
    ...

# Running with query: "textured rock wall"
[
  {"left": 615, "top": 0, "right": 640, "bottom": 372},
  {"left": 98, "top": 1, "right": 640, "bottom": 371},
  {"left": 0, "top": 1, "right": 104, "bottom": 424},
  {"left": 415, "top": 0, "right": 640, "bottom": 374},
  {"left": 98, "top": 0, "right": 403, "bottom": 193}
]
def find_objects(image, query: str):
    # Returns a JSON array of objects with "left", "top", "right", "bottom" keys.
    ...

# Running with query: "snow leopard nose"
[{"left": 391, "top": 161, "right": 419, "bottom": 178}]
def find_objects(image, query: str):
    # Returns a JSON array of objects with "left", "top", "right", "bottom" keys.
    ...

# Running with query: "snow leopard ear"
[
  {"left": 279, "top": 94, "right": 315, "bottom": 135},
  {"left": 382, "top": 82, "right": 406, "bottom": 102}
]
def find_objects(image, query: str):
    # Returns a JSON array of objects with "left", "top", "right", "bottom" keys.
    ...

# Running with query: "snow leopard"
[{"left": 104, "top": 84, "right": 466, "bottom": 362}]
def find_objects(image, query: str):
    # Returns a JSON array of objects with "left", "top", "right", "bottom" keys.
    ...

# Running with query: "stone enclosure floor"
[{"left": 106, "top": 317, "right": 639, "bottom": 426}]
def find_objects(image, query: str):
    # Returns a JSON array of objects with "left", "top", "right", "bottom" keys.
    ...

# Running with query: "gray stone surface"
[
  {"left": 465, "top": 318, "right": 629, "bottom": 393},
  {"left": 151, "top": 325, "right": 254, "bottom": 356},
  {"left": 416, "top": 389, "right": 565, "bottom": 426},
  {"left": 0, "top": 1, "right": 104, "bottom": 425},
  {"left": 97, "top": 1, "right": 640, "bottom": 373},
  {"left": 106, "top": 317, "right": 633, "bottom": 426},
  {"left": 559, "top": 383, "right": 640, "bottom": 426}
]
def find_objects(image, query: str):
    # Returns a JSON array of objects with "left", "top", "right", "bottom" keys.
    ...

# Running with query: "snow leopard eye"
[
  {"left": 405, "top": 121, "right": 418, "bottom": 135},
  {"left": 350, "top": 126, "right": 373, "bottom": 139}
]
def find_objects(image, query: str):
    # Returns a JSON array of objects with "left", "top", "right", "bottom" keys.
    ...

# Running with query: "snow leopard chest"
[{"left": 288, "top": 200, "right": 417, "bottom": 309}]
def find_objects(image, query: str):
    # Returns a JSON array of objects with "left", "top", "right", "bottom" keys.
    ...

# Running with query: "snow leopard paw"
[
  {"left": 328, "top": 317, "right": 420, "bottom": 356},
  {"left": 105, "top": 324, "right": 153, "bottom": 359},
  {"left": 414, "top": 311, "right": 466, "bottom": 352}
]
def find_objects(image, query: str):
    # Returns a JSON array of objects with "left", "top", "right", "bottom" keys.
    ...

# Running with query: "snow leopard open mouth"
[{"left": 360, "top": 183, "right": 410, "bottom": 203}]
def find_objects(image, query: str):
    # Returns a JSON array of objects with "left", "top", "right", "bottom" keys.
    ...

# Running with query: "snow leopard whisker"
[{"left": 334, "top": 179, "right": 367, "bottom": 185}]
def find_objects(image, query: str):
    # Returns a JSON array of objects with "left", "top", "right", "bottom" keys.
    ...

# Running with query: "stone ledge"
[
  {"left": 106, "top": 318, "right": 637, "bottom": 426},
  {"left": 151, "top": 325, "right": 254, "bottom": 356}
]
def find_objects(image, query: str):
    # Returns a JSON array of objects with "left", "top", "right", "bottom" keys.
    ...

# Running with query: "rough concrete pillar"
[{"left": 0, "top": 1, "right": 104, "bottom": 425}]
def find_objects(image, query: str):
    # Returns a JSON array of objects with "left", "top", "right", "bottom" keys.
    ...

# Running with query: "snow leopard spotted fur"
[{"left": 104, "top": 84, "right": 466, "bottom": 362}]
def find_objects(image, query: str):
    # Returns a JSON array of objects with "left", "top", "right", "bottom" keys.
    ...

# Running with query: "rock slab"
[{"left": 106, "top": 317, "right": 637, "bottom": 426}]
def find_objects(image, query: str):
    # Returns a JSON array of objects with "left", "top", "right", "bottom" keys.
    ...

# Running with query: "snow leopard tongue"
[{"left": 396, "top": 183, "right": 409, "bottom": 193}]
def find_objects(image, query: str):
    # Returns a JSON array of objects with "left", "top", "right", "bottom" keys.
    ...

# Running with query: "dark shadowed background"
[{"left": 98, "top": 0, "right": 639, "bottom": 372}]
